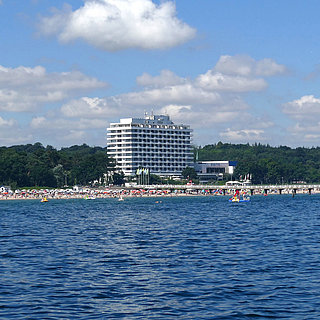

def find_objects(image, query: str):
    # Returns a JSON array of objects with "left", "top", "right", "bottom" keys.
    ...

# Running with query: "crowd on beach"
[
  {"left": 0, "top": 186, "right": 223, "bottom": 200},
  {"left": 0, "top": 184, "right": 319, "bottom": 201}
]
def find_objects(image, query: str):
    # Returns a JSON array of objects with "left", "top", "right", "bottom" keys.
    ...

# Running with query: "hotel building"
[{"left": 107, "top": 114, "right": 193, "bottom": 176}]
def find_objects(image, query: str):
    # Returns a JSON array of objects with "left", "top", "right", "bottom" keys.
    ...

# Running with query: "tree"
[
  {"left": 181, "top": 166, "right": 198, "bottom": 180},
  {"left": 53, "top": 164, "right": 65, "bottom": 187},
  {"left": 0, "top": 143, "right": 116, "bottom": 187},
  {"left": 113, "top": 172, "right": 125, "bottom": 186},
  {"left": 150, "top": 174, "right": 162, "bottom": 185}
]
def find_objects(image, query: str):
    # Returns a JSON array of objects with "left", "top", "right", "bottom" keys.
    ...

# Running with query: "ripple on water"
[{"left": 1, "top": 195, "right": 320, "bottom": 319}]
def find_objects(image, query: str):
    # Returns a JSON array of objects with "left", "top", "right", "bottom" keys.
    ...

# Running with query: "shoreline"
[
  {"left": 1, "top": 183, "right": 320, "bottom": 201},
  {"left": 0, "top": 188, "right": 319, "bottom": 201}
]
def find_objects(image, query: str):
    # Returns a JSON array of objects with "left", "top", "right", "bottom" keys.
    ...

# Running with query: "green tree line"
[
  {"left": 0, "top": 143, "right": 116, "bottom": 188},
  {"left": 2, "top": 141, "right": 320, "bottom": 188},
  {"left": 196, "top": 142, "right": 320, "bottom": 184}
]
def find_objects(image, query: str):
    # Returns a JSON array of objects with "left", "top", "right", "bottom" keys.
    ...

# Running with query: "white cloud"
[
  {"left": 0, "top": 65, "right": 106, "bottom": 112},
  {"left": 0, "top": 116, "right": 15, "bottom": 127},
  {"left": 283, "top": 95, "right": 320, "bottom": 120},
  {"left": 0, "top": 117, "right": 32, "bottom": 145},
  {"left": 39, "top": 0, "right": 196, "bottom": 51},
  {"left": 137, "top": 70, "right": 186, "bottom": 88},
  {"left": 30, "top": 117, "right": 89, "bottom": 144},
  {"left": 0, "top": 133, "right": 33, "bottom": 145},
  {"left": 121, "top": 83, "right": 222, "bottom": 105},
  {"left": 282, "top": 95, "right": 320, "bottom": 144},
  {"left": 30, "top": 115, "right": 108, "bottom": 146},
  {"left": 285, "top": 122, "right": 320, "bottom": 144},
  {"left": 31, "top": 115, "right": 106, "bottom": 130},
  {"left": 220, "top": 128, "right": 266, "bottom": 143},
  {"left": 62, "top": 130, "right": 87, "bottom": 143},
  {"left": 214, "top": 55, "right": 287, "bottom": 77},
  {"left": 30, "top": 116, "right": 46, "bottom": 128},
  {"left": 159, "top": 102, "right": 248, "bottom": 128},
  {"left": 196, "top": 71, "right": 267, "bottom": 92},
  {"left": 55, "top": 54, "right": 285, "bottom": 146},
  {"left": 61, "top": 97, "right": 119, "bottom": 118},
  {"left": 160, "top": 104, "right": 191, "bottom": 118},
  {"left": 0, "top": 54, "right": 287, "bottom": 147},
  {"left": 195, "top": 55, "right": 287, "bottom": 93}
]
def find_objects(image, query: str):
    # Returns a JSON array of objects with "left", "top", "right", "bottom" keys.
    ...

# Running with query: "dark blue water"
[{"left": 1, "top": 195, "right": 320, "bottom": 319}]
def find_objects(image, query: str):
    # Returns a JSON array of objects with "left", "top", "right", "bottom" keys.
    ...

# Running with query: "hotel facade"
[{"left": 107, "top": 114, "right": 193, "bottom": 176}]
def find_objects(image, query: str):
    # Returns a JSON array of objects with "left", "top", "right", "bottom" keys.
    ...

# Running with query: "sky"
[{"left": 1, "top": 0, "right": 320, "bottom": 148}]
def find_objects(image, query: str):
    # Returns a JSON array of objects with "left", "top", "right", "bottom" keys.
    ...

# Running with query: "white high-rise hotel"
[{"left": 107, "top": 113, "right": 193, "bottom": 176}]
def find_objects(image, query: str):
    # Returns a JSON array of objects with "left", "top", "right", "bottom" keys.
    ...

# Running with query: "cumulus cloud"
[
  {"left": 115, "top": 55, "right": 281, "bottom": 116},
  {"left": 30, "top": 115, "right": 108, "bottom": 146},
  {"left": 160, "top": 104, "right": 241, "bottom": 128},
  {"left": 39, "top": 0, "right": 196, "bottom": 51},
  {"left": 61, "top": 97, "right": 121, "bottom": 118},
  {"left": 283, "top": 95, "right": 320, "bottom": 120},
  {"left": 31, "top": 115, "right": 106, "bottom": 130},
  {"left": 0, "top": 65, "right": 106, "bottom": 112},
  {"left": 285, "top": 122, "right": 320, "bottom": 144},
  {"left": 195, "top": 55, "right": 287, "bottom": 93},
  {"left": 137, "top": 70, "right": 186, "bottom": 88},
  {"left": 220, "top": 128, "right": 266, "bottom": 142},
  {"left": 56, "top": 54, "right": 285, "bottom": 145},
  {"left": 0, "top": 116, "right": 15, "bottom": 127},
  {"left": 160, "top": 104, "right": 191, "bottom": 118},
  {"left": 0, "top": 132, "right": 33, "bottom": 145},
  {"left": 0, "top": 116, "right": 32, "bottom": 145},
  {"left": 282, "top": 95, "right": 320, "bottom": 144},
  {"left": 0, "top": 54, "right": 286, "bottom": 146},
  {"left": 196, "top": 71, "right": 267, "bottom": 92},
  {"left": 121, "top": 83, "right": 222, "bottom": 106},
  {"left": 214, "top": 55, "right": 287, "bottom": 77}
]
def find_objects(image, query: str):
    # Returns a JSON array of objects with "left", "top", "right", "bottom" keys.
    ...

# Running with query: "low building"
[{"left": 194, "top": 161, "right": 237, "bottom": 182}]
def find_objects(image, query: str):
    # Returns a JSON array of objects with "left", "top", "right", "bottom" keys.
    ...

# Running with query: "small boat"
[
  {"left": 84, "top": 195, "right": 96, "bottom": 200},
  {"left": 118, "top": 195, "right": 124, "bottom": 201},
  {"left": 229, "top": 190, "right": 250, "bottom": 203},
  {"left": 41, "top": 197, "right": 48, "bottom": 202},
  {"left": 229, "top": 198, "right": 250, "bottom": 203}
]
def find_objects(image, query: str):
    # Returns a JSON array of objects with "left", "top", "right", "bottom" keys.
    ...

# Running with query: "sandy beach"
[{"left": 1, "top": 184, "right": 320, "bottom": 201}]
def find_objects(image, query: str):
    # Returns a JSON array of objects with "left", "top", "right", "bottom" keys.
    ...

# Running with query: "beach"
[{"left": 1, "top": 184, "right": 320, "bottom": 201}]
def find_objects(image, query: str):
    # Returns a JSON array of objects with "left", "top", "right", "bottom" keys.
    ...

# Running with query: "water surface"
[{"left": 1, "top": 195, "right": 320, "bottom": 319}]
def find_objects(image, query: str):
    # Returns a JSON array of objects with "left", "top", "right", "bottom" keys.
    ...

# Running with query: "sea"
[{"left": 1, "top": 195, "right": 320, "bottom": 319}]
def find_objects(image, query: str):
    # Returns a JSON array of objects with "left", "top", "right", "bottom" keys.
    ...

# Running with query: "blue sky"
[{"left": 1, "top": 0, "right": 320, "bottom": 148}]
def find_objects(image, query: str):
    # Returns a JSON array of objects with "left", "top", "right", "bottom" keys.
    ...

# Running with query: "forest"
[
  {"left": 1, "top": 141, "right": 320, "bottom": 188},
  {"left": 0, "top": 143, "right": 119, "bottom": 189},
  {"left": 196, "top": 142, "right": 320, "bottom": 184}
]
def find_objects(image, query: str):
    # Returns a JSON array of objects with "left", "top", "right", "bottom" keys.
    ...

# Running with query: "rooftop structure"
[{"left": 107, "top": 113, "right": 193, "bottom": 176}]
